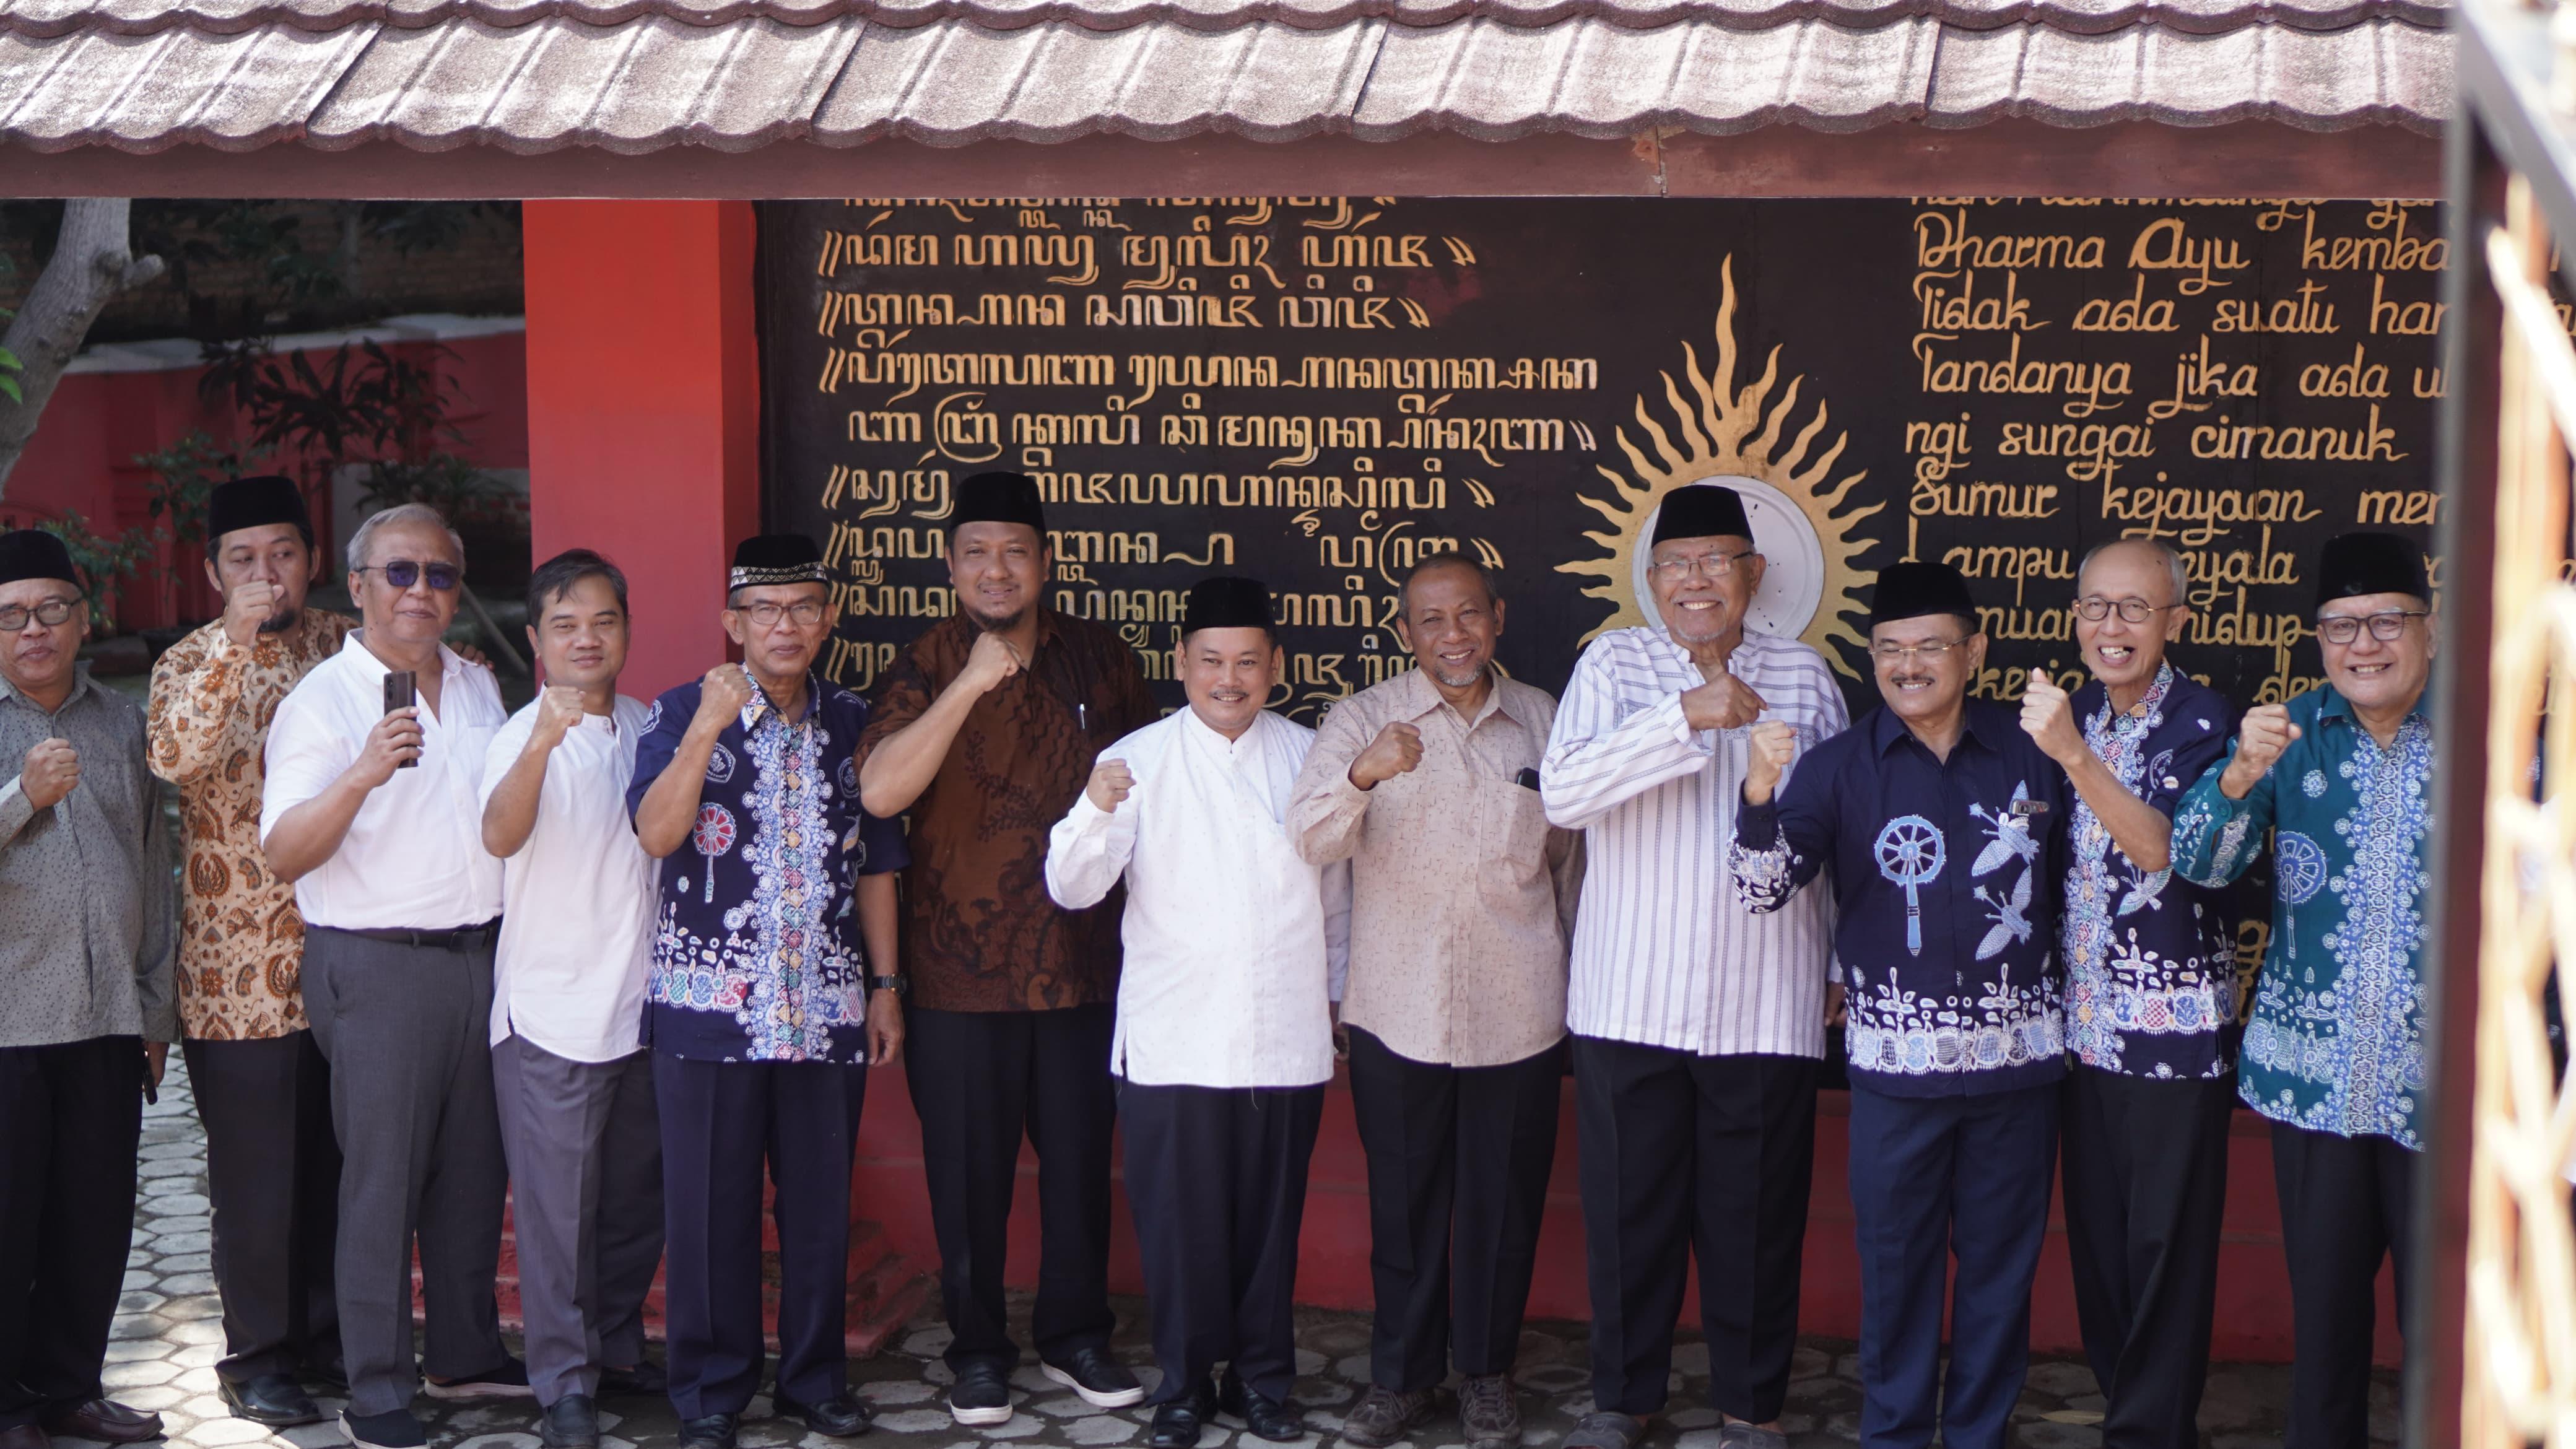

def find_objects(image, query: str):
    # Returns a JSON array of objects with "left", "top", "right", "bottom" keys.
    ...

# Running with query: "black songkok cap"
[
  {"left": 1650, "top": 484, "right": 1753, "bottom": 546},
  {"left": 206, "top": 474, "right": 310, "bottom": 545},
  {"left": 952, "top": 471, "right": 1047, "bottom": 536},
  {"left": 2316, "top": 531, "right": 2430, "bottom": 609},
  {"left": 728, "top": 533, "right": 827, "bottom": 592},
  {"left": 1868, "top": 560, "right": 1978, "bottom": 628},
  {"left": 0, "top": 529, "right": 80, "bottom": 590},
  {"left": 1183, "top": 575, "right": 1273, "bottom": 635}
]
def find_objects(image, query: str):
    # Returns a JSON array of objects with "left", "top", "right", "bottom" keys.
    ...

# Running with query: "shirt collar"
[
  {"left": 0, "top": 661, "right": 94, "bottom": 715},
  {"left": 2313, "top": 682, "right": 2435, "bottom": 732},
  {"left": 342, "top": 629, "right": 465, "bottom": 682},
  {"left": 1388, "top": 664, "right": 1518, "bottom": 731},
  {"left": 742, "top": 671, "right": 826, "bottom": 732},
  {"left": 1869, "top": 697, "right": 1992, "bottom": 758}
]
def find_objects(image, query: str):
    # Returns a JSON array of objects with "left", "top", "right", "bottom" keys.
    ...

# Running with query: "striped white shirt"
[{"left": 1541, "top": 627, "right": 1848, "bottom": 1058}]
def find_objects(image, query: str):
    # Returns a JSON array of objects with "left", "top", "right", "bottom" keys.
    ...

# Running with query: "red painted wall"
[
  {"left": 0, "top": 329, "right": 526, "bottom": 630},
  {"left": 524, "top": 200, "right": 760, "bottom": 698},
  {"left": 518, "top": 198, "right": 2394, "bottom": 1370}
]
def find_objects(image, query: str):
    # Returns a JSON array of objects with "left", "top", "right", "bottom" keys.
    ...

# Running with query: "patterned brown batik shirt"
[
  {"left": 858, "top": 609, "right": 1159, "bottom": 1012},
  {"left": 147, "top": 608, "right": 357, "bottom": 1041}
]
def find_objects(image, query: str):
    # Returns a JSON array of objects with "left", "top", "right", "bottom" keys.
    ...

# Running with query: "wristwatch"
[{"left": 869, "top": 973, "right": 908, "bottom": 997}]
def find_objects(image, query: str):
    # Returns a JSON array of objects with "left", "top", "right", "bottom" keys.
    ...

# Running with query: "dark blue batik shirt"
[
  {"left": 625, "top": 672, "right": 908, "bottom": 1064},
  {"left": 2060, "top": 665, "right": 2243, "bottom": 1081},
  {"left": 1732, "top": 698, "right": 2071, "bottom": 1097}
]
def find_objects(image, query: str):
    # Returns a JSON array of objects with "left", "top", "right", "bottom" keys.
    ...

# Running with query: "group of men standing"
[{"left": 0, "top": 466, "right": 2430, "bottom": 1449}]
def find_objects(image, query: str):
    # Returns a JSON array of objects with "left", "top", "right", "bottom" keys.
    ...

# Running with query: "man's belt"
[{"left": 319, "top": 920, "right": 502, "bottom": 952}]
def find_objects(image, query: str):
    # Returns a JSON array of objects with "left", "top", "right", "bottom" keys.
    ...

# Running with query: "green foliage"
[
  {"left": 134, "top": 430, "right": 269, "bottom": 554},
  {"left": 38, "top": 510, "right": 154, "bottom": 634}
]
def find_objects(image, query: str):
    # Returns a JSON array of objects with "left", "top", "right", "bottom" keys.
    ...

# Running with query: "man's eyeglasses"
[
  {"left": 2317, "top": 609, "right": 2429, "bottom": 645},
  {"left": 356, "top": 560, "right": 461, "bottom": 591},
  {"left": 731, "top": 599, "right": 827, "bottom": 629},
  {"left": 1649, "top": 549, "right": 1759, "bottom": 582},
  {"left": 0, "top": 598, "right": 79, "bottom": 632},
  {"left": 2073, "top": 596, "right": 2180, "bottom": 624},
  {"left": 1871, "top": 638, "right": 1969, "bottom": 666}
]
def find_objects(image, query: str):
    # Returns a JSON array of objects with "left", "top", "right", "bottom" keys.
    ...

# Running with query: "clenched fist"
[
  {"left": 531, "top": 684, "right": 586, "bottom": 750},
  {"left": 2019, "top": 668, "right": 2083, "bottom": 766},
  {"left": 219, "top": 579, "right": 288, "bottom": 648},
  {"left": 2221, "top": 703, "right": 2302, "bottom": 799},
  {"left": 692, "top": 664, "right": 756, "bottom": 736},
  {"left": 1348, "top": 721, "right": 1424, "bottom": 790},
  {"left": 19, "top": 738, "right": 79, "bottom": 810},
  {"left": 1681, "top": 674, "right": 1768, "bottom": 733},
  {"left": 1086, "top": 759, "right": 1135, "bottom": 812},
  {"left": 957, "top": 629, "right": 1024, "bottom": 697},
  {"left": 1744, "top": 720, "right": 1798, "bottom": 806}
]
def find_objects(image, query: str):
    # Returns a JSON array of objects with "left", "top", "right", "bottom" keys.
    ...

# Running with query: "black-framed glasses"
[
  {"left": 1650, "top": 549, "right": 1759, "bottom": 581},
  {"left": 2073, "top": 596, "right": 2181, "bottom": 624},
  {"left": 2317, "top": 609, "right": 2429, "bottom": 645},
  {"left": 1871, "top": 638, "right": 1969, "bottom": 666},
  {"left": 731, "top": 598, "right": 827, "bottom": 629},
  {"left": 0, "top": 597, "right": 79, "bottom": 632},
  {"left": 357, "top": 560, "right": 461, "bottom": 591}
]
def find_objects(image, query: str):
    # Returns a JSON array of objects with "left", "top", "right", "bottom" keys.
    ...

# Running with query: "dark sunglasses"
[{"left": 357, "top": 560, "right": 461, "bottom": 591}]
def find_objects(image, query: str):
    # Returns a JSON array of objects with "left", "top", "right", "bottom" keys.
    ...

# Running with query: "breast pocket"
[{"left": 1480, "top": 776, "right": 1552, "bottom": 887}]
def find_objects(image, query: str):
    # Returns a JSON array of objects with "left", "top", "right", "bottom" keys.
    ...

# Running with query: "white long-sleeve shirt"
[
  {"left": 1540, "top": 625, "right": 1846, "bottom": 1058},
  {"left": 1045, "top": 707, "right": 1351, "bottom": 1089}
]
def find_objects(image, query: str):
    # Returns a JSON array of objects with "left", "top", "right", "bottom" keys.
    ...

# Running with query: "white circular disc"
[{"left": 1631, "top": 475, "right": 1828, "bottom": 640}]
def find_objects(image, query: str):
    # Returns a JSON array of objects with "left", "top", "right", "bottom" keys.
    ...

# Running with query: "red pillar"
[{"left": 523, "top": 201, "right": 760, "bottom": 697}]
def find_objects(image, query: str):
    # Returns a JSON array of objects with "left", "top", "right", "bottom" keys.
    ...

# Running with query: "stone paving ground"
[{"left": 91, "top": 1056, "right": 2401, "bottom": 1449}]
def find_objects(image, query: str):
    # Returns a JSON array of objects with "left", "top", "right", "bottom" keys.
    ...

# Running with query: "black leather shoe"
[
  {"left": 39, "top": 1401, "right": 163, "bottom": 1445},
  {"left": 220, "top": 1373, "right": 322, "bottom": 1428},
  {"left": 1234, "top": 1385, "right": 1303, "bottom": 1443},
  {"left": 1041, "top": 1347, "right": 1145, "bottom": 1409},
  {"left": 1146, "top": 1382, "right": 1216, "bottom": 1449},
  {"left": 679, "top": 1413, "right": 738, "bottom": 1449},
  {"left": 539, "top": 1395, "right": 599, "bottom": 1449},
  {"left": 772, "top": 1393, "right": 872, "bottom": 1438}
]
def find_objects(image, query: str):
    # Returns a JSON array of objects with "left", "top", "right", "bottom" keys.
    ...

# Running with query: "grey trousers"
[
  {"left": 302, "top": 927, "right": 510, "bottom": 1417},
  {"left": 492, "top": 1035, "right": 664, "bottom": 1406}
]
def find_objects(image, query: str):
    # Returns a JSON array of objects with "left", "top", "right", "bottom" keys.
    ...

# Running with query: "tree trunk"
[{"left": 0, "top": 200, "right": 165, "bottom": 496}]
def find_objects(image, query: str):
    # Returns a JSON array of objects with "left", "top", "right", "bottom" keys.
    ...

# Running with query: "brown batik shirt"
[
  {"left": 147, "top": 607, "right": 357, "bottom": 1040},
  {"left": 859, "top": 609, "right": 1158, "bottom": 1011}
]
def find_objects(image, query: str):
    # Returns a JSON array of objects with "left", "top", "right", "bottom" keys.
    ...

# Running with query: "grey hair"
[
  {"left": 2078, "top": 536, "right": 2188, "bottom": 606},
  {"left": 346, "top": 503, "right": 465, "bottom": 573}
]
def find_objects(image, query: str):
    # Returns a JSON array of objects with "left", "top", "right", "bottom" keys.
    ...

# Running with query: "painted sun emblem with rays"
[{"left": 1557, "top": 257, "right": 1884, "bottom": 675}]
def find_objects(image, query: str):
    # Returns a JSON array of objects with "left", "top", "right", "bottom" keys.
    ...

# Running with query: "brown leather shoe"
[
  {"left": 0, "top": 1422, "right": 51, "bottom": 1449},
  {"left": 40, "top": 1399, "right": 163, "bottom": 1444}
]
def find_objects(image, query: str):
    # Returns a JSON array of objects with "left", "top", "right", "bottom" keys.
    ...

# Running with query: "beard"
[
  {"left": 968, "top": 602, "right": 1027, "bottom": 634},
  {"left": 256, "top": 606, "right": 302, "bottom": 635},
  {"left": 1429, "top": 661, "right": 1486, "bottom": 689}
]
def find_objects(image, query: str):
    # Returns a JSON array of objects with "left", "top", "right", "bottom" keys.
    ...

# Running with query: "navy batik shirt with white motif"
[
  {"left": 1733, "top": 699, "right": 2070, "bottom": 1097},
  {"left": 2061, "top": 665, "right": 2242, "bottom": 1080},
  {"left": 625, "top": 673, "right": 909, "bottom": 1064}
]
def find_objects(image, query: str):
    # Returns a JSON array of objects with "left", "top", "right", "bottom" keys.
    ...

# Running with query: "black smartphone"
[
  {"left": 383, "top": 670, "right": 418, "bottom": 768},
  {"left": 1515, "top": 766, "right": 1542, "bottom": 792}
]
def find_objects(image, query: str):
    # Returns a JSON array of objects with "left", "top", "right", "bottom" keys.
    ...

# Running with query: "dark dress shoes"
[
  {"left": 678, "top": 1413, "right": 738, "bottom": 1449},
  {"left": 1040, "top": 1347, "right": 1144, "bottom": 1409},
  {"left": 339, "top": 1409, "right": 429, "bottom": 1449},
  {"left": 219, "top": 1374, "right": 322, "bottom": 1428},
  {"left": 40, "top": 1401, "right": 162, "bottom": 1444},
  {"left": 1147, "top": 1377, "right": 1219, "bottom": 1449},
  {"left": 0, "top": 1424, "right": 46, "bottom": 1449},
  {"left": 539, "top": 1395, "right": 599, "bottom": 1449},
  {"left": 1216, "top": 1372, "right": 1303, "bottom": 1444},
  {"left": 772, "top": 1393, "right": 872, "bottom": 1438}
]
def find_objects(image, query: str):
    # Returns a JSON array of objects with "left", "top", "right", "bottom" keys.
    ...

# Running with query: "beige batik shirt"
[
  {"left": 1289, "top": 668, "right": 1583, "bottom": 1068},
  {"left": 147, "top": 608, "right": 357, "bottom": 1040}
]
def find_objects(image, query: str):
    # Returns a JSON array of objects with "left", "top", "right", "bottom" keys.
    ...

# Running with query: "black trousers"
[
  {"left": 1118, "top": 1080, "right": 1324, "bottom": 1407},
  {"left": 903, "top": 1004, "right": 1118, "bottom": 1374},
  {"left": 2058, "top": 1066, "right": 2231, "bottom": 1449},
  {"left": 2271, "top": 1120, "right": 2417, "bottom": 1449},
  {"left": 1346, "top": 1027, "right": 1562, "bottom": 1391},
  {"left": 185, "top": 1030, "right": 344, "bottom": 1384},
  {"left": 1572, "top": 1035, "right": 1819, "bottom": 1423},
  {"left": 653, "top": 1053, "right": 868, "bottom": 1417},
  {"left": 0, "top": 1035, "right": 144, "bottom": 1432}
]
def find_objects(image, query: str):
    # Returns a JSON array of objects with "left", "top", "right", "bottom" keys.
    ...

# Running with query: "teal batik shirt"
[{"left": 2169, "top": 685, "right": 2432, "bottom": 1149}]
